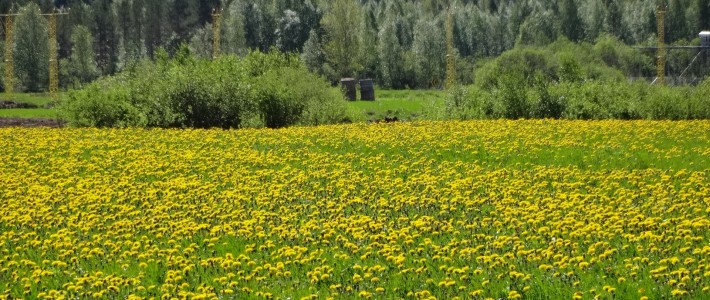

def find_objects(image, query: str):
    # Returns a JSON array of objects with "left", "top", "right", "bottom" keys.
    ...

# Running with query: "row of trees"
[{"left": 1, "top": 0, "right": 709, "bottom": 92}]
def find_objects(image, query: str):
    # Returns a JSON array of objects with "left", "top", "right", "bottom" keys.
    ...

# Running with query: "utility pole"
[
  {"left": 656, "top": 4, "right": 666, "bottom": 85},
  {"left": 445, "top": 6, "right": 456, "bottom": 89},
  {"left": 1, "top": 13, "right": 19, "bottom": 100},
  {"left": 212, "top": 9, "right": 222, "bottom": 59},
  {"left": 41, "top": 8, "right": 68, "bottom": 100}
]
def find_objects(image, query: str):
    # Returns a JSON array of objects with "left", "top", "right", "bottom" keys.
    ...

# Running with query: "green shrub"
[
  {"left": 498, "top": 72, "right": 533, "bottom": 119},
  {"left": 531, "top": 79, "right": 565, "bottom": 119},
  {"left": 60, "top": 48, "right": 345, "bottom": 129},
  {"left": 253, "top": 66, "right": 347, "bottom": 128},
  {"left": 550, "top": 81, "right": 644, "bottom": 120},
  {"left": 61, "top": 76, "right": 147, "bottom": 127},
  {"left": 447, "top": 78, "right": 709, "bottom": 121},
  {"left": 445, "top": 37, "right": 705, "bottom": 122},
  {"left": 557, "top": 53, "right": 584, "bottom": 83},
  {"left": 445, "top": 85, "right": 483, "bottom": 120},
  {"left": 689, "top": 79, "right": 710, "bottom": 119},
  {"left": 0, "top": 61, "right": 4, "bottom": 93},
  {"left": 593, "top": 35, "right": 654, "bottom": 78},
  {"left": 0, "top": 43, "right": 4, "bottom": 92},
  {"left": 242, "top": 49, "right": 302, "bottom": 77},
  {"left": 62, "top": 59, "right": 175, "bottom": 128},
  {"left": 163, "top": 57, "right": 254, "bottom": 129},
  {"left": 474, "top": 37, "right": 645, "bottom": 92},
  {"left": 554, "top": 82, "right": 609, "bottom": 120},
  {"left": 637, "top": 84, "right": 710, "bottom": 120},
  {"left": 123, "top": 61, "right": 182, "bottom": 127},
  {"left": 298, "top": 85, "right": 349, "bottom": 126},
  {"left": 475, "top": 47, "right": 559, "bottom": 90},
  {"left": 253, "top": 68, "right": 308, "bottom": 128},
  {"left": 643, "top": 87, "right": 686, "bottom": 120}
]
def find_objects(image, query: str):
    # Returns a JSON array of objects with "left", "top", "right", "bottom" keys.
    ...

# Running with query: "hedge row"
[
  {"left": 448, "top": 40, "right": 709, "bottom": 121},
  {"left": 60, "top": 48, "right": 348, "bottom": 129},
  {"left": 447, "top": 79, "right": 710, "bottom": 121}
]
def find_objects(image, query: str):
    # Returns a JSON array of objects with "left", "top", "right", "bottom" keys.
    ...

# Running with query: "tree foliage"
[
  {"left": 560, "top": 0, "right": 583, "bottom": 42},
  {"left": 14, "top": 2, "right": 49, "bottom": 92},
  {"left": 301, "top": 29, "right": 325, "bottom": 76},
  {"left": 1, "top": 0, "right": 708, "bottom": 92},
  {"left": 378, "top": 19, "right": 404, "bottom": 88},
  {"left": 321, "top": 0, "right": 362, "bottom": 79},
  {"left": 412, "top": 18, "right": 446, "bottom": 88},
  {"left": 61, "top": 25, "right": 99, "bottom": 88}
]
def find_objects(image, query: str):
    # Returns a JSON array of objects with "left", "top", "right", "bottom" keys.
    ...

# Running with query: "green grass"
[
  {"left": 1, "top": 93, "right": 56, "bottom": 107},
  {"left": 0, "top": 108, "right": 61, "bottom": 119},
  {"left": 0, "top": 93, "right": 60, "bottom": 119},
  {"left": 346, "top": 89, "right": 446, "bottom": 122}
]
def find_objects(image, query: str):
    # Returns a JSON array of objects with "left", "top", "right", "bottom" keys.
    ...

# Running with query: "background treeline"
[{"left": 1, "top": 0, "right": 709, "bottom": 93}]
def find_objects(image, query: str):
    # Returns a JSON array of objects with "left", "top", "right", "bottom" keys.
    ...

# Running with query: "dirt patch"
[
  {"left": 368, "top": 116, "right": 401, "bottom": 124},
  {"left": 0, "top": 118, "right": 65, "bottom": 128}
]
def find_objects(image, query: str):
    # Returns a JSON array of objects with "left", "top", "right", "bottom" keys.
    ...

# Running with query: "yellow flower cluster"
[{"left": 0, "top": 120, "right": 708, "bottom": 299}]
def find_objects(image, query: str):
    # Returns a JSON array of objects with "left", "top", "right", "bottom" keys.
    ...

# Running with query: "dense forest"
[{"left": 1, "top": 0, "right": 709, "bottom": 92}]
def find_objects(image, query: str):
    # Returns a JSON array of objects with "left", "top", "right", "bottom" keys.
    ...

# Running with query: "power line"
[
  {"left": 678, "top": 50, "right": 705, "bottom": 80},
  {"left": 635, "top": 46, "right": 710, "bottom": 50}
]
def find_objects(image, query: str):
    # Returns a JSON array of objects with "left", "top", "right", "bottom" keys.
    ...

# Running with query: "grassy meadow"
[
  {"left": 0, "top": 93, "right": 59, "bottom": 119},
  {"left": 0, "top": 120, "right": 708, "bottom": 299},
  {"left": 346, "top": 90, "right": 446, "bottom": 122},
  {"left": 1, "top": 93, "right": 56, "bottom": 106},
  {"left": 0, "top": 108, "right": 61, "bottom": 119}
]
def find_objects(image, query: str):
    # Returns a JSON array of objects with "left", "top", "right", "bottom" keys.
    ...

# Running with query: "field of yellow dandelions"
[{"left": 0, "top": 120, "right": 709, "bottom": 300}]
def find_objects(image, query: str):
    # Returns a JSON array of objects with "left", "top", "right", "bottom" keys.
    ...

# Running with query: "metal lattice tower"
[
  {"left": 445, "top": 6, "right": 456, "bottom": 89},
  {"left": 48, "top": 13, "right": 58, "bottom": 98},
  {"left": 212, "top": 9, "right": 222, "bottom": 59},
  {"left": 41, "top": 10, "right": 68, "bottom": 99},
  {"left": 2, "top": 14, "right": 18, "bottom": 99},
  {"left": 656, "top": 5, "right": 666, "bottom": 85}
]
